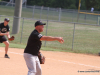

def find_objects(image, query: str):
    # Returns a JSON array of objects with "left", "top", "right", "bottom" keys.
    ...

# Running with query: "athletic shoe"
[{"left": 4, "top": 54, "right": 10, "bottom": 58}]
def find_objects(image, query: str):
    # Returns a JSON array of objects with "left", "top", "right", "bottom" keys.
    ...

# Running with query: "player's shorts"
[{"left": 0, "top": 36, "right": 7, "bottom": 43}]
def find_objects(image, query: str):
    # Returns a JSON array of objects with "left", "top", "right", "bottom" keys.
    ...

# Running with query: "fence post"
[
  {"left": 84, "top": 10, "right": 87, "bottom": 23},
  {"left": 84, "top": 14, "right": 86, "bottom": 23},
  {"left": 25, "top": 0, "right": 27, "bottom": 8},
  {"left": 40, "top": 6, "right": 43, "bottom": 20},
  {"left": 44, "top": 20, "right": 48, "bottom": 47},
  {"left": 77, "top": 11, "right": 80, "bottom": 22},
  {"left": 20, "top": 18, "right": 24, "bottom": 43},
  {"left": 97, "top": 12, "right": 99, "bottom": 25},
  {"left": 47, "top": 7, "right": 49, "bottom": 21},
  {"left": 72, "top": 23, "right": 75, "bottom": 51},
  {"left": 32, "top": 5, "right": 35, "bottom": 18},
  {"left": 72, "top": 10, "right": 74, "bottom": 22},
  {"left": 12, "top": 0, "right": 13, "bottom": 7},
  {"left": 59, "top": 8, "right": 61, "bottom": 21}
]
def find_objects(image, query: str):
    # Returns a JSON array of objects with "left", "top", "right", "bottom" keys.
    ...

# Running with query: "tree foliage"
[
  {"left": 85, "top": 0, "right": 100, "bottom": 10},
  {"left": 1, "top": 0, "right": 100, "bottom": 10}
]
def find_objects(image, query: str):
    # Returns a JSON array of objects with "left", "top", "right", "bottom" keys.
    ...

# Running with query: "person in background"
[
  {"left": 91, "top": 7, "right": 94, "bottom": 12},
  {"left": 0, "top": 18, "right": 11, "bottom": 58}
]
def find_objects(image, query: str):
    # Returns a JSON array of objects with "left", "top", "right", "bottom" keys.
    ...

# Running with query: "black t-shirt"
[
  {"left": 0, "top": 22, "right": 10, "bottom": 33},
  {"left": 24, "top": 29, "right": 43, "bottom": 56}
]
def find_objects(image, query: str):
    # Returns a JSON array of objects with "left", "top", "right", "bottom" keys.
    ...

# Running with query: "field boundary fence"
[
  {"left": 1, "top": 1, "right": 100, "bottom": 25},
  {"left": 0, "top": 15, "right": 100, "bottom": 54},
  {"left": 0, "top": 1, "right": 100, "bottom": 54}
]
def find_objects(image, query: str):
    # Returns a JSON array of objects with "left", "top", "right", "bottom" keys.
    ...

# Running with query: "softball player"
[
  {"left": 24, "top": 20, "right": 64, "bottom": 75},
  {"left": 0, "top": 18, "right": 11, "bottom": 58}
]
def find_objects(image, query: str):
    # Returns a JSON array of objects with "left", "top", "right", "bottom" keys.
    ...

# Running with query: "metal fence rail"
[
  {"left": 0, "top": 15, "right": 100, "bottom": 54},
  {"left": 0, "top": 1, "right": 100, "bottom": 54},
  {"left": 0, "top": 1, "right": 100, "bottom": 25}
]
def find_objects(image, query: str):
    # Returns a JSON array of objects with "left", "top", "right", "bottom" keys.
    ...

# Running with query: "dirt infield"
[{"left": 0, "top": 47, "right": 100, "bottom": 75}]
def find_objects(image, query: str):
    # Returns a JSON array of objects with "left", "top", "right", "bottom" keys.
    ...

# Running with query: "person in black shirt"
[
  {"left": 0, "top": 18, "right": 11, "bottom": 58},
  {"left": 24, "top": 20, "right": 64, "bottom": 75}
]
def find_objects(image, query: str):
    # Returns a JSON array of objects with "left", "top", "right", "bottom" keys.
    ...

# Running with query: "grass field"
[
  {"left": 0, "top": 5, "right": 100, "bottom": 55},
  {"left": 0, "top": 5, "right": 99, "bottom": 24}
]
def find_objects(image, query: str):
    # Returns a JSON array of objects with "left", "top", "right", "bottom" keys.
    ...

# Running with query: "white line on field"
[
  {"left": 0, "top": 50, "right": 23, "bottom": 55},
  {"left": 0, "top": 50, "right": 100, "bottom": 69},
  {"left": 47, "top": 58, "right": 100, "bottom": 69}
]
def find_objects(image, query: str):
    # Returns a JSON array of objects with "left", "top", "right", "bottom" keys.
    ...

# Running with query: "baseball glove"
[
  {"left": 38, "top": 52, "right": 45, "bottom": 64},
  {"left": 8, "top": 36, "right": 15, "bottom": 41}
]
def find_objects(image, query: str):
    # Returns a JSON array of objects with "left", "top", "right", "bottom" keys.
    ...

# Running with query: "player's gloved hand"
[
  {"left": 38, "top": 52, "right": 45, "bottom": 64},
  {"left": 8, "top": 36, "right": 15, "bottom": 41}
]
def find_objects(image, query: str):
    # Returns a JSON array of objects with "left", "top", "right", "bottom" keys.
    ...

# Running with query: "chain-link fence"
[
  {"left": 0, "top": 15, "right": 100, "bottom": 54},
  {"left": 0, "top": 1, "right": 100, "bottom": 54},
  {"left": 0, "top": 1, "right": 100, "bottom": 25}
]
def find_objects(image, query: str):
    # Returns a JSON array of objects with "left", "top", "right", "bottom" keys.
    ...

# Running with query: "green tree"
[
  {"left": 94, "top": 0, "right": 100, "bottom": 11},
  {"left": 3, "top": 0, "right": 100, "bottom": 10},
  {"left": 85, "top": 0, "right": 99, "bottom": 10},
  {"left": 52, "top": 0, "right": 76, "bottom": 9},
  {"left": 27, "top": 0, "right": 77, "bottom": 9},
  {"left": 2, "top": 0, "right": 9, "bottom": 1}
]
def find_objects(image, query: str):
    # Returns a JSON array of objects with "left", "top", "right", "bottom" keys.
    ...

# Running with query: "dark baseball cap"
[
  {"left": 35, "top": 20, "right": 46, "bottom": 27},
  {"left": 4, "top": 18, "right": 10, "bottom": 22}
]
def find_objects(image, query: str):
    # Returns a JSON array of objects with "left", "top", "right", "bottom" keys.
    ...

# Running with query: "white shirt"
[{"left": 91, "top": 7, "right": 94, "bottom": 12}]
